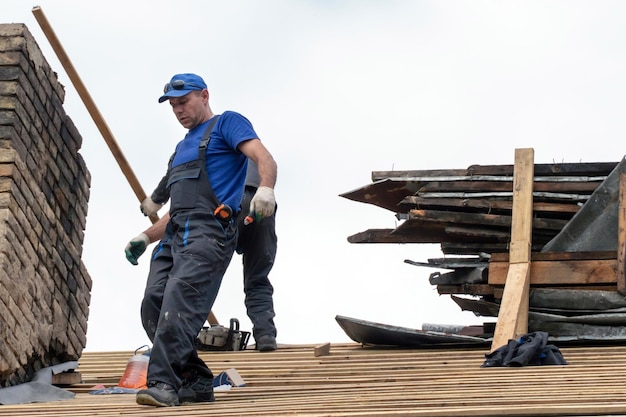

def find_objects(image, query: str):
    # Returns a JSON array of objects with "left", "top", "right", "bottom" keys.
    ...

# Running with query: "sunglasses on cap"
[{"left": 163, "top": 79, "right": 204, "bottom": 94}]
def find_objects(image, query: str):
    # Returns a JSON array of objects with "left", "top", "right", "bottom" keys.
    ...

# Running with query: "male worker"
[
  {"left": 126, "top": 73, "right": 277, "bottom": 407},
  {"left": 135, "top": 160, "right": 278, "bottom": 352}
]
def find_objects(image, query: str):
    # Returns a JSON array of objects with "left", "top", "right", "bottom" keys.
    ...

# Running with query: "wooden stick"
[
  {"left": 31, "top": 6, "right": 159, "bottom": 225},
  {"left": 618, "top": 170, "right": 626, "bottom": 294},
  {"left": 490, "top": 148, "right": 534, "bottom": 352},
  {"left": 208, "top": 311, "right": 219, "bottom": 326},
  {"left": 32, "top": 6, "right": 221, "bottom": 325}
]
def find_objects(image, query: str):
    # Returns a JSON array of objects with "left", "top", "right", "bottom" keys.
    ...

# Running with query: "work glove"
[
  {"left": 125, "top": 233, "right": 150, "bottom": 266},
  {"left": 249, "top": 186, "right": 276, "bottom": 218},
  {"left": 140, "top": 197, "right": 163, "bottom": 217}
]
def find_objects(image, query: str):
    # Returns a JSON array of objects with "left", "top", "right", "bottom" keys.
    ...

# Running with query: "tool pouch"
[{"left": 196, "top": 318, "right": 250, "bottom": 351}]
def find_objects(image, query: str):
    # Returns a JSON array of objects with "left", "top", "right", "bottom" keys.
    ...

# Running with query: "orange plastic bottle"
[{"left": 118, "top": 345, "right": 150, "bottom": 389}]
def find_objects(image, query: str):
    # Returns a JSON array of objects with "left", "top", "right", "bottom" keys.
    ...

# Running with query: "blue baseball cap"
[{"left": 158, "top": 73, "right": 207, "bottom": 103}]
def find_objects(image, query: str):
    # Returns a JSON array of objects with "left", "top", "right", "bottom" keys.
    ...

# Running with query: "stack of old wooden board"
[
  {"left": 341, "top": 157, "right": 626, "bottom": 342},
  {"left": 341, "top": 160, "right": 617, "bottom": 253},
  {"left": 5, "top": 343, "right": 626, "bottom": 417}
]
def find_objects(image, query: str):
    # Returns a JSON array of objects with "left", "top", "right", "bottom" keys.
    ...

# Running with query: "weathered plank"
[
  {"left": 347, "top": 228, "right": 448, "bottom": 244},
  {"left": 400, "top": 196, "right": 580, "bottom": 216},
  {"left": 417, "top": 179, "right": 600, "bottom": 193},
  {"left": 406, "top": 209, "right": 568, "bottom": 231},
  {"left": 440, "top": 242, "right": 545, "bottom": 255},
  {"left": 488, "top": 258, "right": 617, "bottom": 286},
  {"left": 436, "top": 284, "right": 496, "bottom": 295},
  {"left": 491, "top": 148, "right": 534, "bottom": 351},
  {"left": 372, "top": 161, "right": 618, "bottom": 181},
  {"left": 618, "top": 171, "right": 626, "bottom": 294},
  {"left": 491, "top": 251, "right": 617, "bottom": 262}
]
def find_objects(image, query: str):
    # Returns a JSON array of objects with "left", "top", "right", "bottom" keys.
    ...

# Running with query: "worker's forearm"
[
  {"left": 144, "top": 213, "right": 169, "bottom": 244},
  {"left": 257, "top": 155, "right": 277, "bottom": 189}
]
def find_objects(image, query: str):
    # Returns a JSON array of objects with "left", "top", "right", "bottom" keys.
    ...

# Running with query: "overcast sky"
[{"left": 4, "top": 1, "right": 626, "bottom": 351}]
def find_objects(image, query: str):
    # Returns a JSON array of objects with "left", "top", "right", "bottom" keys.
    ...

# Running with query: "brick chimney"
[{"left": 0, "top": 23, "right": 91, "bottom": 387}]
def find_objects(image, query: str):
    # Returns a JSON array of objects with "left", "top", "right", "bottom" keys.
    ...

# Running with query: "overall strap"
[{"left": 198, "top": 115, "right": 221, "bottom": 159}]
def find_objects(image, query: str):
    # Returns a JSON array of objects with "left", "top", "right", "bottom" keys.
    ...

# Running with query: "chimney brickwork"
[{"left": 0, "top": 23, "right": 91, "bottom": 386}]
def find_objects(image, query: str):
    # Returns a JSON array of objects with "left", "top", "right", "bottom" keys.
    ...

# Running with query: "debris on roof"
[{"left": 341, "top": 157, "right": 626, "bottom": 344}]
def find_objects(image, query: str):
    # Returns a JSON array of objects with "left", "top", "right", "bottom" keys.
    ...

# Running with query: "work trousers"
[
  {"left": 141, "top": 211, "right": 237, "bottom": 389},
  {"left": 236, "top": 186, "right": 278, "bottom": 339}
]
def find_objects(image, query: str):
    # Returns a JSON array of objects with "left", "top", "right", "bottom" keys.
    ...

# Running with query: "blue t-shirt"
[{"left": 171, "top": 111, "right": 258, "bottom": 210}]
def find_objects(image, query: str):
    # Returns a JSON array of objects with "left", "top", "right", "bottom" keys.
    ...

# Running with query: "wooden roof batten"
[{"left": 5, "top": 344, "right": 626, "bottom": 417}]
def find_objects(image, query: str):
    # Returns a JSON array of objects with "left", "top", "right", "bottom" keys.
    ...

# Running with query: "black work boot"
[
  {"left": 136, "top": 382, "right": 179, "bottom": 407},
  {"left": 178, "top": 375, "right": 215, "bottom": 405},
  {"left": 256, "top": 334, "right": 277, "bottom": 352}
]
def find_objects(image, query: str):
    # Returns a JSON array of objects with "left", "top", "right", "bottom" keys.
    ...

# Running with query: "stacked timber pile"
[
  {"left": 0, "top": 24, "right": 91, "bottom": 386},
  {"left": 342, "top": 161, "right": 616, "bottom": 253},
  {"left": 341, "top": 158, "right": 626, "bottom": 340}
]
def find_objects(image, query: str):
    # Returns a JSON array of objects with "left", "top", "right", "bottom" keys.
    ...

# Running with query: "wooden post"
[
  {"left": 490, "top": 148, "right": 534, "bottom": 352},
  {"left": 617, "top": 167, "right": 626, "bottom": 295}
]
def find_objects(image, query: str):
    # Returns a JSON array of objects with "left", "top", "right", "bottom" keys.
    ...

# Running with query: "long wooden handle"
[
  {"left": 33, "top": 7, "right": 220, "bottom": 325},
  {"left": 32, "top": 6, "right": 159, "bottom": 225}
]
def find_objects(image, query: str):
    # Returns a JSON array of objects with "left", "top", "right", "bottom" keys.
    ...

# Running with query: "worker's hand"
[
  {"left": 140, "top": 197, "right": 163, "bottom": 217},
  {"left": 249, "top": 186, "right": 276, "bottom": 218},
  {"left": 125, "top": 233, "right": 150, "bottom": 265}
]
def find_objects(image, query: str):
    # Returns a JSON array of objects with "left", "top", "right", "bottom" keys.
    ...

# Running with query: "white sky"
[{"left": 4, "top": 0, "right": 626, "bottom": 351}]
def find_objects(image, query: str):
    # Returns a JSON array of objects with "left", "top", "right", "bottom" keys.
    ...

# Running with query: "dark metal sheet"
[
  {"left": 335, "top": 315, "right": 488, "bottom": 347},
  {"left": 542, "top": 156, "right": 626, "bottom": 252},
  {"left": 528, "top": 321, "right": 626, "bottom": 340},
  {"left": 336, "top": 312, "right": 626, "bottom": 345},
  {"left": 529, "top": 288, "right": 626, "bottom": 310},
  {"left": 428, "top": 268, "right": 486, "bottom": 285},
  {"left": 451, "top": 293, "right": 626, "bottom": 317}
]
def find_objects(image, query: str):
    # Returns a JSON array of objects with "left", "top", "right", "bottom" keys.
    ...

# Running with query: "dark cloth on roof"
[{"left": 482, "top": 331, "right": 567, "bottom": 367}]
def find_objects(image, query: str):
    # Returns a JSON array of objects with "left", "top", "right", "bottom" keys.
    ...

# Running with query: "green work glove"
[{"left": 125, "top": 233, "right": 150, "bottom": 265}]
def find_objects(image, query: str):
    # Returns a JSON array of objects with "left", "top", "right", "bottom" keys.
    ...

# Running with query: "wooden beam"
[
  {"left": 406, "top": 209, "right": 568, "bottom": 231},
  {"left": 52, "top": 371, "right": 82, "bottom": 386},
  {"left": 490, "top": 251, "right": 617, "bottom": 261},
  {"left": 347, "top": 228, "right": 448, "bottom": 244},
  {"left": 314, "top": 343, "right": 331, "bottom": 357},
  {"left": 618, "top": 171, "right": 626, "bottom": 295},
  {"left": 490, "top": 148, "right": 534, "bottom": 352},
  {"left": 371, "top": 161, "right": 618, "bottom": 181},
  {"left": 436, "top": 284, "right": 495, "bottom": 296},
  {"left": 400, "top": 196, "right": 580, "bottom": 216},
  {"left": 416, "top": 179, "right": 599, "bottom": 193},
  {"left": 488, "top": 258, "right": 617, "bottom": 285}
]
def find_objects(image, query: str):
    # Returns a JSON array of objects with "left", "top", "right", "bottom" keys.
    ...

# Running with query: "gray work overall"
[{"left": 140, "top": 117, "right": 237, "bottom": 389}]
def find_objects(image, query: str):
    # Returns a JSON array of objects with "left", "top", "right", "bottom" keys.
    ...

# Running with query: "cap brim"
[{"left": 158, "top": 89, "right": 193, "bottom": 103}]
